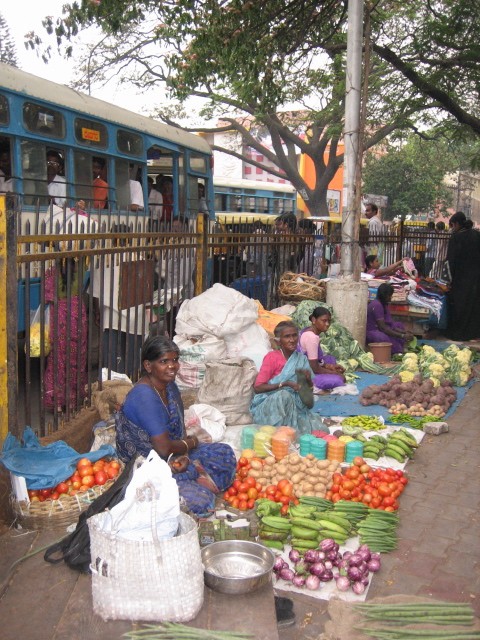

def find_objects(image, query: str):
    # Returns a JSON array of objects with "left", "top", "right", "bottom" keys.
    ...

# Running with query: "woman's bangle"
[
  {"left": 181, "top": 439, "right": 189, "bottom": 453},
  {"left": 189, "top": 435, "right": 198, "bottom": 448},
  {"left": 278, "top": 382, "right": 283, "bottom": 389}
]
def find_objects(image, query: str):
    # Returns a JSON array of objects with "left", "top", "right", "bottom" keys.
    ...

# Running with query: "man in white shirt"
[
  {"left": 47, "top": 151, "right": 67, "bottom": 208},
  {"left": 129, "top": 164, "right": 145, "bottom": 211},
  {"left": 365, "top": 202, "right": 384, "bottom": 261},
  {"left": 148, "top": 176, "right": 163, "bottom": 228}
]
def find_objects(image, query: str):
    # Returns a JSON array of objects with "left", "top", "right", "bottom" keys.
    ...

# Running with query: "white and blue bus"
[
  {"left": 0, "top": 62, "right": 214, "bottom": 231},
  {"left": 213, "top": 177, "right": 296, "bottom": 217}
]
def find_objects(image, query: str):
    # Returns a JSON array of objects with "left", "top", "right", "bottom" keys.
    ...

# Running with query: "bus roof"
[{"left": 0, "top": 63, "right": 211, "bottom": 156}]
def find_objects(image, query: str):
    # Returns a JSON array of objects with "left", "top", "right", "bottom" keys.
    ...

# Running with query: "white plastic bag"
[
  {"left": 97, "top": 450, "right": 180, "bottom": 541},
  {"left": 184, "top": 403, "right": 227, "bottom": 442},
  {"left": 224, "top": 323, "right": 270, "bottom": 371}
]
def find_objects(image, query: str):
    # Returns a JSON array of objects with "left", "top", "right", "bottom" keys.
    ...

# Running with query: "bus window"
[
  {"left": 189, "top": 153, "right": 207, "bottom": 174},
  {"left": 116, "top": 160, "right": 144, "bottom": 211},
  {"left": 21, "top": 141, "right": 49, "bottom": 205},
  {"left": 23, "top": 102, "right": 65, "bottom": 138},
  {"left": 0, "top": 136, "right": 13, "bottom": 193},
  {"left": 73, "top": 152, "right": 109, "bottom": 208},
  {"left": 0, "top": 95, "right": 9, "bottom": 125},
  {"left": 74, "top": 117, "right": 108, "bottom": 148},
  {"left": 117, "top": 129, "right": 143, "bottom": 156}
]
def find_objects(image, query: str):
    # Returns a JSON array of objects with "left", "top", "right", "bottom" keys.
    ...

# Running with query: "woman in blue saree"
[
  {"left": 250, "top": 321, "right": 328, "bottom": 434},
  {"left": 116, "top": 335, "right": 236, "bottom": 516}
]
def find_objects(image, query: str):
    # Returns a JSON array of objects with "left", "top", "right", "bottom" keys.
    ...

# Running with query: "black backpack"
[{"left": 44, "top": 456, "right": 137, "bottom": 573}]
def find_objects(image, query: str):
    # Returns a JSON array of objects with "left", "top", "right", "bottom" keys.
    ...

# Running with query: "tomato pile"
[
  {"left": 27, "top": 457, "right": 121, "bottom": 502},
  {"left": 224, "top": 457, "right": 299, "bottom": 514},
  {"left": 326, "top": 456, "right": 408, "bottom": 511}
]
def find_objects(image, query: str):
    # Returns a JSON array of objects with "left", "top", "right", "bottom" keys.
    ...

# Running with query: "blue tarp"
[{"left": 0, "top": 427, "right": 116, "bottom": 489}]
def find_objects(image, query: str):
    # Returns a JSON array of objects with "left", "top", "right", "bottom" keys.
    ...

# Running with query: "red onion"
[
  {"left": 358, "top": 561, "right": 369, "bottom": 576},
  {"left": 309, "top": 561, "right": 326, "bottom": 577},
  {"left": 342, "top": 551, "right": 352, "bottom": 561},
  {"left": 352, "top": 580, "right": 366, "bottom": 595},
  {"left": 347, "top": 565, "right": 363, "bottom": 582},
  {"left": 305, "top": 574, "right": 321, "bottom": 590},
  {"left": 356, "top": 546, "right": 372, "bottom": 563},
  {"left": 347, "top": 553, "right": 363, "bottom": 567},
  {"left": 273, "top": 556, "right": 286, "bottom": 573},
  {"left": 292, "top": 574, "right": 306, "bottom": 588},
  {"left": 319, "top": 538, "right": 336, "bottom": 552},
  {"left": 295, "top": 560, "right": 309, "bottom": 575},
  {"left": 361, "top": 576, "right": 370, "bottom": 586},
  {"left": 327, "top": 549, "right": 339, "bottom": 561},
  {"left": 335, "top": 575, "right": 351, "bottom": 592},
  {"left": 304, "top": 549, "right": 320, "bottom": 564},
  {"left": 324, "top": 560, "right": 333, "bottom": 570},
  {"left": 279, "top": 567, "right": 295, "bottom": 582},
  {"left": 289, "top": 548, "right": 301, "bottom": 564},
  {"left": 367, "top": 557, "right": 381, "bottom": 573},
  {"left": 317, "top": 551, "right": 326, "bottom": 561},
  {"left": 370, "top": 552, "right": 381, "bottom": 562},
  {"left": 319, "top": 568, "right": 334, "bottom": 582}
]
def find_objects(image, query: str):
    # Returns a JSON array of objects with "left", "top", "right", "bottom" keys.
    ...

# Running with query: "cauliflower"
[
  {"left": 421, "top": 345, "right": 436, "bottom": 356},
  {"left": 347, "top": 358, "right": 359, "bottom": 369},
  {"left": 402, "top": 358, "right": 419, "bottom": 372},
  {"left": 403, "top": 352, "right": 418, "bottom": 361},
  {"left": 456, "top": 349, "right": 473, "bottom": 364},
  {"left": 399, "top": 370, "right": 415, "bottom": 382},
  {"left": 429, "top": 377, "right": 441, "bottom": 388},
  {"left": 428, "top": 363, "right": 445, "bottom": 378},
  {"left": 457, "top": 372, "right": 469, "bottom": 386}
]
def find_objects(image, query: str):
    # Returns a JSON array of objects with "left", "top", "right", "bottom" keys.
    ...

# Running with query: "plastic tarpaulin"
[{"left": 0, "top": 427, "right": 116, "bottom": 489}]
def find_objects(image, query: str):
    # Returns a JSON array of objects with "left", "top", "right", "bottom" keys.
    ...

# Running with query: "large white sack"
[
  {"left": 224, "top": 323, "right": 271, "bottom": 371},
  {"left": 174, "top": 334, "right": 227, "bottom": 362},
  {"left": 175, "top": 284, "right": 258, "bottom": 338}
]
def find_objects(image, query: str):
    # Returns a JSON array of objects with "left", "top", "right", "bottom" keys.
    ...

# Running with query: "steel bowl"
[{"left": 201, "top": 540, "right": 275, "bottom": 595}]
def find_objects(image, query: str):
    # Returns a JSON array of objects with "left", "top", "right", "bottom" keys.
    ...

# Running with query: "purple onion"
[
  {"left": 358, "top": 561, "right": 369, "bottom": 576},
  {"left": 304, "top": 549, "right": 320, "bottom": 564},
  {"left": 289, "top": 548, "right": 301, "bottom": 564},
  {"left": 319, "top": 568, "right": 334, "bottom": 582},
  {"left": 370, "top": 552, "right": 381, "bottom": 562},
  {"left": 337, "top": 559, "right": 348, "bottom": 571},
  {"left": 342, "top": 551, "right": 352, "bottom": 561},
  {"left": 352, "top": 581, "right": 366, "bottom": 595},
  {"left": 335, "top": 575, "right": 351, "bottom": 592},
  {"left": 279, "top": 567, "right": 295, "bottom": 582},
  {"left": 309, "top": 561, "right": 326, "bottom": 577},
  {"left": 367, "top": 558, "right": 381, "bottom": 573},
  {"left": 347, "top": 553, "right": 363, "bottom": 567},
  {"left": 292, "top": 574, "right": 306, "bottom": 588},
  {"left": 327, "top": 549, "right": 339, "bottom": 561},
  {"left": 356, "top": 545, "right": 372, "bottom": 563},
  {"left": 317, "top": 551, "right": 326, "bottom": 561},
  {"left": 361, "top": 576, "right": 370, "bottom": 586},
  {"left": 347, "top": 565, "right": 364, "bottom": 582},
  {"left": 324, "top": 560, "right": 333, "bottom": 570},
  {"left": 305, "top": 574, "right": 321, "bottom": 590},
  {"left": 273, "top": 556, "right": 286, "bottom": 573},
  {"left": 319, "top": 538, "right": 336, "bottom": 552}
]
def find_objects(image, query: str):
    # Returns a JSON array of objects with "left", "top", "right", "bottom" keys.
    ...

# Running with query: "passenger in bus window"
[
  {"left": 46, "top": 150, "right": 67, "bottom": 208},
  {"left": 92, "top": 157, "right": 109, "bottom": 209},
  {"left": 157, "top": 175, "right": 173, "bottom": 223},
  {"left": 198, "top": 182, "right": 208, "bottom": 213},
  {"left": 129, "top": 163, "right": 144, "bottom": 211},
  {"left": 0, "top": 141, "right": 13, "bottom": 193},
  {"left": 148, "top": 176, "right": 163, "bottom": 229}
]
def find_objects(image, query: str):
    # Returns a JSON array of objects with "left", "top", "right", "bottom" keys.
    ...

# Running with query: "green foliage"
[
  {"left": 363, "top": 136, "right": 457, "bottom": 220},
  {"left": 0, "top": 12, "right": 19, "bottom": 67}
]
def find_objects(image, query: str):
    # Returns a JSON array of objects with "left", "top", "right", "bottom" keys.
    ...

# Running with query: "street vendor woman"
[
  {"left": 366, "top": 283, "right": 414, "bottom": 355},
  {"left": 115, "top": 335, "right": 236, "bottom": 516},
  {"left": 250, "top": 321, "right": 328, "bottom": 434},
  {"left": 298, "top": 306, "right": 346, "bottom": 391}
]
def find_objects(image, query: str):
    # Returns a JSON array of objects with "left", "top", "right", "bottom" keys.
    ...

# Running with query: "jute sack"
[
  {"left": 88, "top": 511, "right": 204, "bottom": 622},
  {"left": 197, "top": 357, "right": 257, "bottom": 425}
]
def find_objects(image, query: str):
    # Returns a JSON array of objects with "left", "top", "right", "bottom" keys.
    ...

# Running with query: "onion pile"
[{"left": 272, "top": 540, "right": 381, "bottom": 595}]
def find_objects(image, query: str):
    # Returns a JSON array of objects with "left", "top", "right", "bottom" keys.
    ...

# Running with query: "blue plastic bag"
[{"left": 0, "top": 427, "right": 116, "bottom": 489}]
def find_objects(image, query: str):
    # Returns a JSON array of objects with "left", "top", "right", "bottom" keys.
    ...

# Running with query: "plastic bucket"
[{"left": 368, "top": 342, "right": 392, "bottom": 363}]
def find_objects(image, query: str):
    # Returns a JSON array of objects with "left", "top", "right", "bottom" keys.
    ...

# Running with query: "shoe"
[
  {"left": 296, "top": 369, "right": 314, "bottom": 409},
  {"left": 275, "top": 596, "right": 296, "bottom": 628}
]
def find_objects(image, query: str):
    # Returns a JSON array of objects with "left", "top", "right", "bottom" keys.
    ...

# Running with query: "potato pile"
[
  {"left": 360, "top": 374, "right": 457, "bottom": 418},
  {"left": 246, "top": 453, "right": 340, "bottom": 498}
]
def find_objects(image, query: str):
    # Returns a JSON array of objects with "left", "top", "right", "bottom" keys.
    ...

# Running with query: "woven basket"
[
  {"left": 12, "top": 474, "right": 120, "bottom": 531},
  {"left": 278, "top": 272, "right": 327, "bottom": 303},
  {"left": 88, "top": 511, "right": 204, "bottom": 622}
]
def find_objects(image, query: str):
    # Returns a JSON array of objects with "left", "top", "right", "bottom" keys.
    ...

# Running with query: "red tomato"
[
  {"left": 331, "top": 484, "right": 340, "bottom": 494},
  {"left": 76, "top": 457, "right": 91, "bottom": 469},
  {"left": 245, "top": 477, "right": 256, "bottom": 488},
  {"left": 238, "top": 500, "right": 248, "bottom": 511},
  {"left": 40, "top": 489, "right": 52, "bottom": 498},
  {"left": 238, "top": 457, "right": 250, "bottom": 468},
  {"left": 278, "top": 480, "right": 293, "bottom": 497},
  {"left": 228, "top": 486, "right": 237, "bottom": 497},
  {"left": 352, "top": 456, "right": 365, "bottom": 467},
  {"left": 223, "top": 491, "right": 230, "bottom": 500},
  {"left": 399, "top": 476, "right": 409, "bottom": 485},
  {"left": 362, "top": 493, "right": 372, "bottom": 504},
  {"left": 382, "top": 496, "right": 395, "bottom": 507},
  {"left": 247, "top": 498, "right": 256, "bottom": 510},
  {"left": 237, "top": 492, "right": 249, "bottom": 502},
  {"left": 342, "top": 479, "right": 355, "bottom": 491},
  {"left": 371, "top": 496, "right": 382, "bottom": 508},
  {"left": 233, "top": 479, "right": 242, "bottom": 490},
  {"left": 237, "top": 468, "right": 249, "bottom": 479},
  {"left": 94, "top": 470, "right": 108, "bottom": 486},
  {"left": 106, "top": 466, "right": 119, "bottom": 479},
  {"left": 255, "top": 482, "right": 263, "bottom": 492},
  {"left": 265, "top": 485, "right": 277, "bottom": 496},
  {"left": 274, "top": 491, "right": 283, "bottom": 502},
  {"left": 339, "top": 489, "right": 351, "bottom": 500},
  {"left": 247, "top": 487, "right": 258, "bottom": 500},
  {"left": 82, "top": 475, "right": 95, "bottom": 488},
  {"left": 280, "top": 504, "right": 290, "bottom": 516},
  {"left": 109, "top": 460, "right": 121, "bottom": 471},
  {"left": 28, "top": 490, "right": 39, "bottom": 498},
  {"left": 231, "top": 497, "right": 239, "bottom": 509},
  {"left": 55, "top": 482, "right": 69, "bottom": 495},
  {"left": 346, "top": 467, "right": 360, "bottom": 480},
  {"left": 49, "top": 491, "right": 60, "bottom": 500},
  {"left": 79, "top": 465, "right": 94, "bottom": 478},
  {"left": 378, "top": 483, "right": 392, "bottom": 497}
]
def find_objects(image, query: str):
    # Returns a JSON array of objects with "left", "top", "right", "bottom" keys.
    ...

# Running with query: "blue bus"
[
  {"left": 0, "top": 62, "right": 214, "bottom": 232},
  {"left": 213, "top": 177, "right": 296, "bottom": 217}
]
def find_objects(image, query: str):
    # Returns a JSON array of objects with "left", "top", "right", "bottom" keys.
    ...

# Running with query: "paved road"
[{"left": 278, "top": 375, "right": 480, "bottom": 638}]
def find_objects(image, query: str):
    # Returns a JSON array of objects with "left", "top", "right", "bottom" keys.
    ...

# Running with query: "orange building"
[{"left": 297, "top": 142, "right": 345, "bottom": 216}]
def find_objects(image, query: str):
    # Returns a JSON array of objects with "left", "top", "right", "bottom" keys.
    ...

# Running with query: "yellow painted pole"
[
  {"left": 0, "top": 194, "right": 8, "bottom": 442},
  {"left": 194, "top": 212, "right": 208, "bottom": 296}
]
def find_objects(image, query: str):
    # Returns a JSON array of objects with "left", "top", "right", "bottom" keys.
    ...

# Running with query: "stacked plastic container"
[
  {"left": 327, "top": 439, "right": 346, "bottom": 462},
  {"left": 345, "top": 440, "right": 364, "bottom": 463}
]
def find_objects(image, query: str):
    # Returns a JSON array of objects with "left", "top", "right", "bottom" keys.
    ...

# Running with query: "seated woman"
[
  {"left": 366, "top": 283, "right": 413, "bottom": 355},
  {"left": 250, "top": 321, "right": 328, "bottom": 434},
  {"left": 298, "top": 307, "right": 345, "bottom": 391},
  {"left": 365, "top": 254, "right": 405, "bottom": 277},
  {"left": 115, "top": 335, "right": 236, "bottom": 516}
]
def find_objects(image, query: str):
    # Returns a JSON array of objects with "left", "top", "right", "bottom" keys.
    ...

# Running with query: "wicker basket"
[
  {"left": 278, "top": 272, "right": 327, "bottom": 303},
  {"left": 12, "top": 475, "right": 120, "bottom": 531}
]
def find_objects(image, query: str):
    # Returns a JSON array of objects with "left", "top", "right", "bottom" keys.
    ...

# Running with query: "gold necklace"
[{"left": 149, "top": 377, "right": 168, "bottom": 411}]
